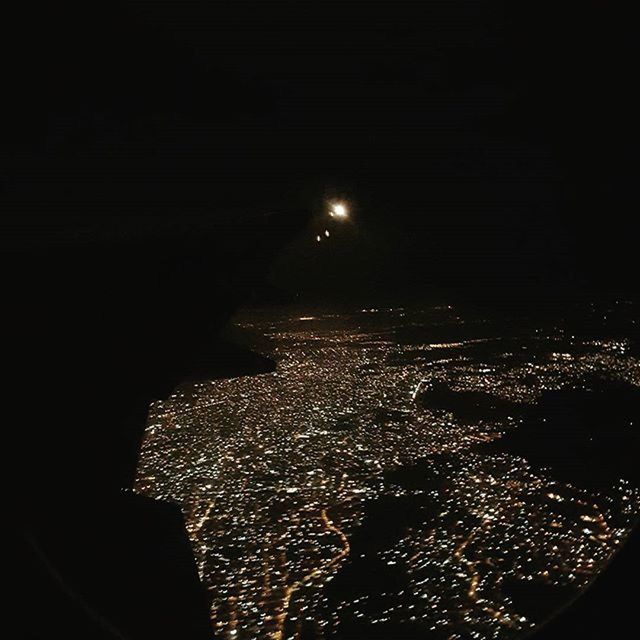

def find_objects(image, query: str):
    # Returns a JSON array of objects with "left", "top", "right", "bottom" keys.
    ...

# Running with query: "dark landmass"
[
  {"left": 493, "top": 381, "right": 640, "bottom": 489},
  {"left": 383, "top": 455, "right": 453, "bottom": 492},
  {"left": 417, "top": 381, "right": 521, "bottom": 424},
  {"left": 325, "top": 461, "right": 464, "bottom": 639},
  {"left": 501, "top": 577, "right": 578, "bottom": 626},
  {"left": 324, "top": 493, "right": 442, "bottom": 608},
  {"left": 355, "top": 493, "right": 444, "bottom": 551}
]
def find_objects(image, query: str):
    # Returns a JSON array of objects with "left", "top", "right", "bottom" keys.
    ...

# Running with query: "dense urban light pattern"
[{"left": 135, "top": 305, "right": 639, "bottom": 640}]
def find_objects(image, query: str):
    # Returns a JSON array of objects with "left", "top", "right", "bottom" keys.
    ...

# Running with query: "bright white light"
[
  {"left": 325, "top": 229, "right": 330, "bottom": 237},
  {"left": 332, "top": 203, "right": 348, "bottom": 217}
]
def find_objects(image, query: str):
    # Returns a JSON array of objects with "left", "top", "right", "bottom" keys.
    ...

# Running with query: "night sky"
[{"left": 4, "top": 1, "right": 638, "bottom": 301}]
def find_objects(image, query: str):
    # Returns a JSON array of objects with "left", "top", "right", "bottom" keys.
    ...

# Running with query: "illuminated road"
[{"left": 273, "top": 507, "right": 350, "bottom": 640}]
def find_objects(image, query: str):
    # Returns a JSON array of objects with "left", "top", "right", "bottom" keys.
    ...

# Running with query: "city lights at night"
[{"left": 136, "top": 305, "right": 640, "bottom": 640}]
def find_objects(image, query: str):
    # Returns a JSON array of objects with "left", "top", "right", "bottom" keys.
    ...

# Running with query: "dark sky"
[{"left": 4, "top": 1, "right": 638, "bottom": 301}]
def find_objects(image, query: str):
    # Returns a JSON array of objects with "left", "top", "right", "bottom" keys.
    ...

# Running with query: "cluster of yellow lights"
[{"left": 135, "top": 306, "right": 640, "bottom": 640}]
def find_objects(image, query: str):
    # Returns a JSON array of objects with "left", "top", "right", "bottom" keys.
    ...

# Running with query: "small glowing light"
[
  {"left": 316, "top": 235, "right": 321, "bottom": 242},
  {"left": 325, "top": 229, "right": 330, "bottom": 237}
]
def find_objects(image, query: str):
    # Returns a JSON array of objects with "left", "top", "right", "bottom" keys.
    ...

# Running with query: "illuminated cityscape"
[{"left": 135, "top": 305, "right": 639, "bottom": 640}]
